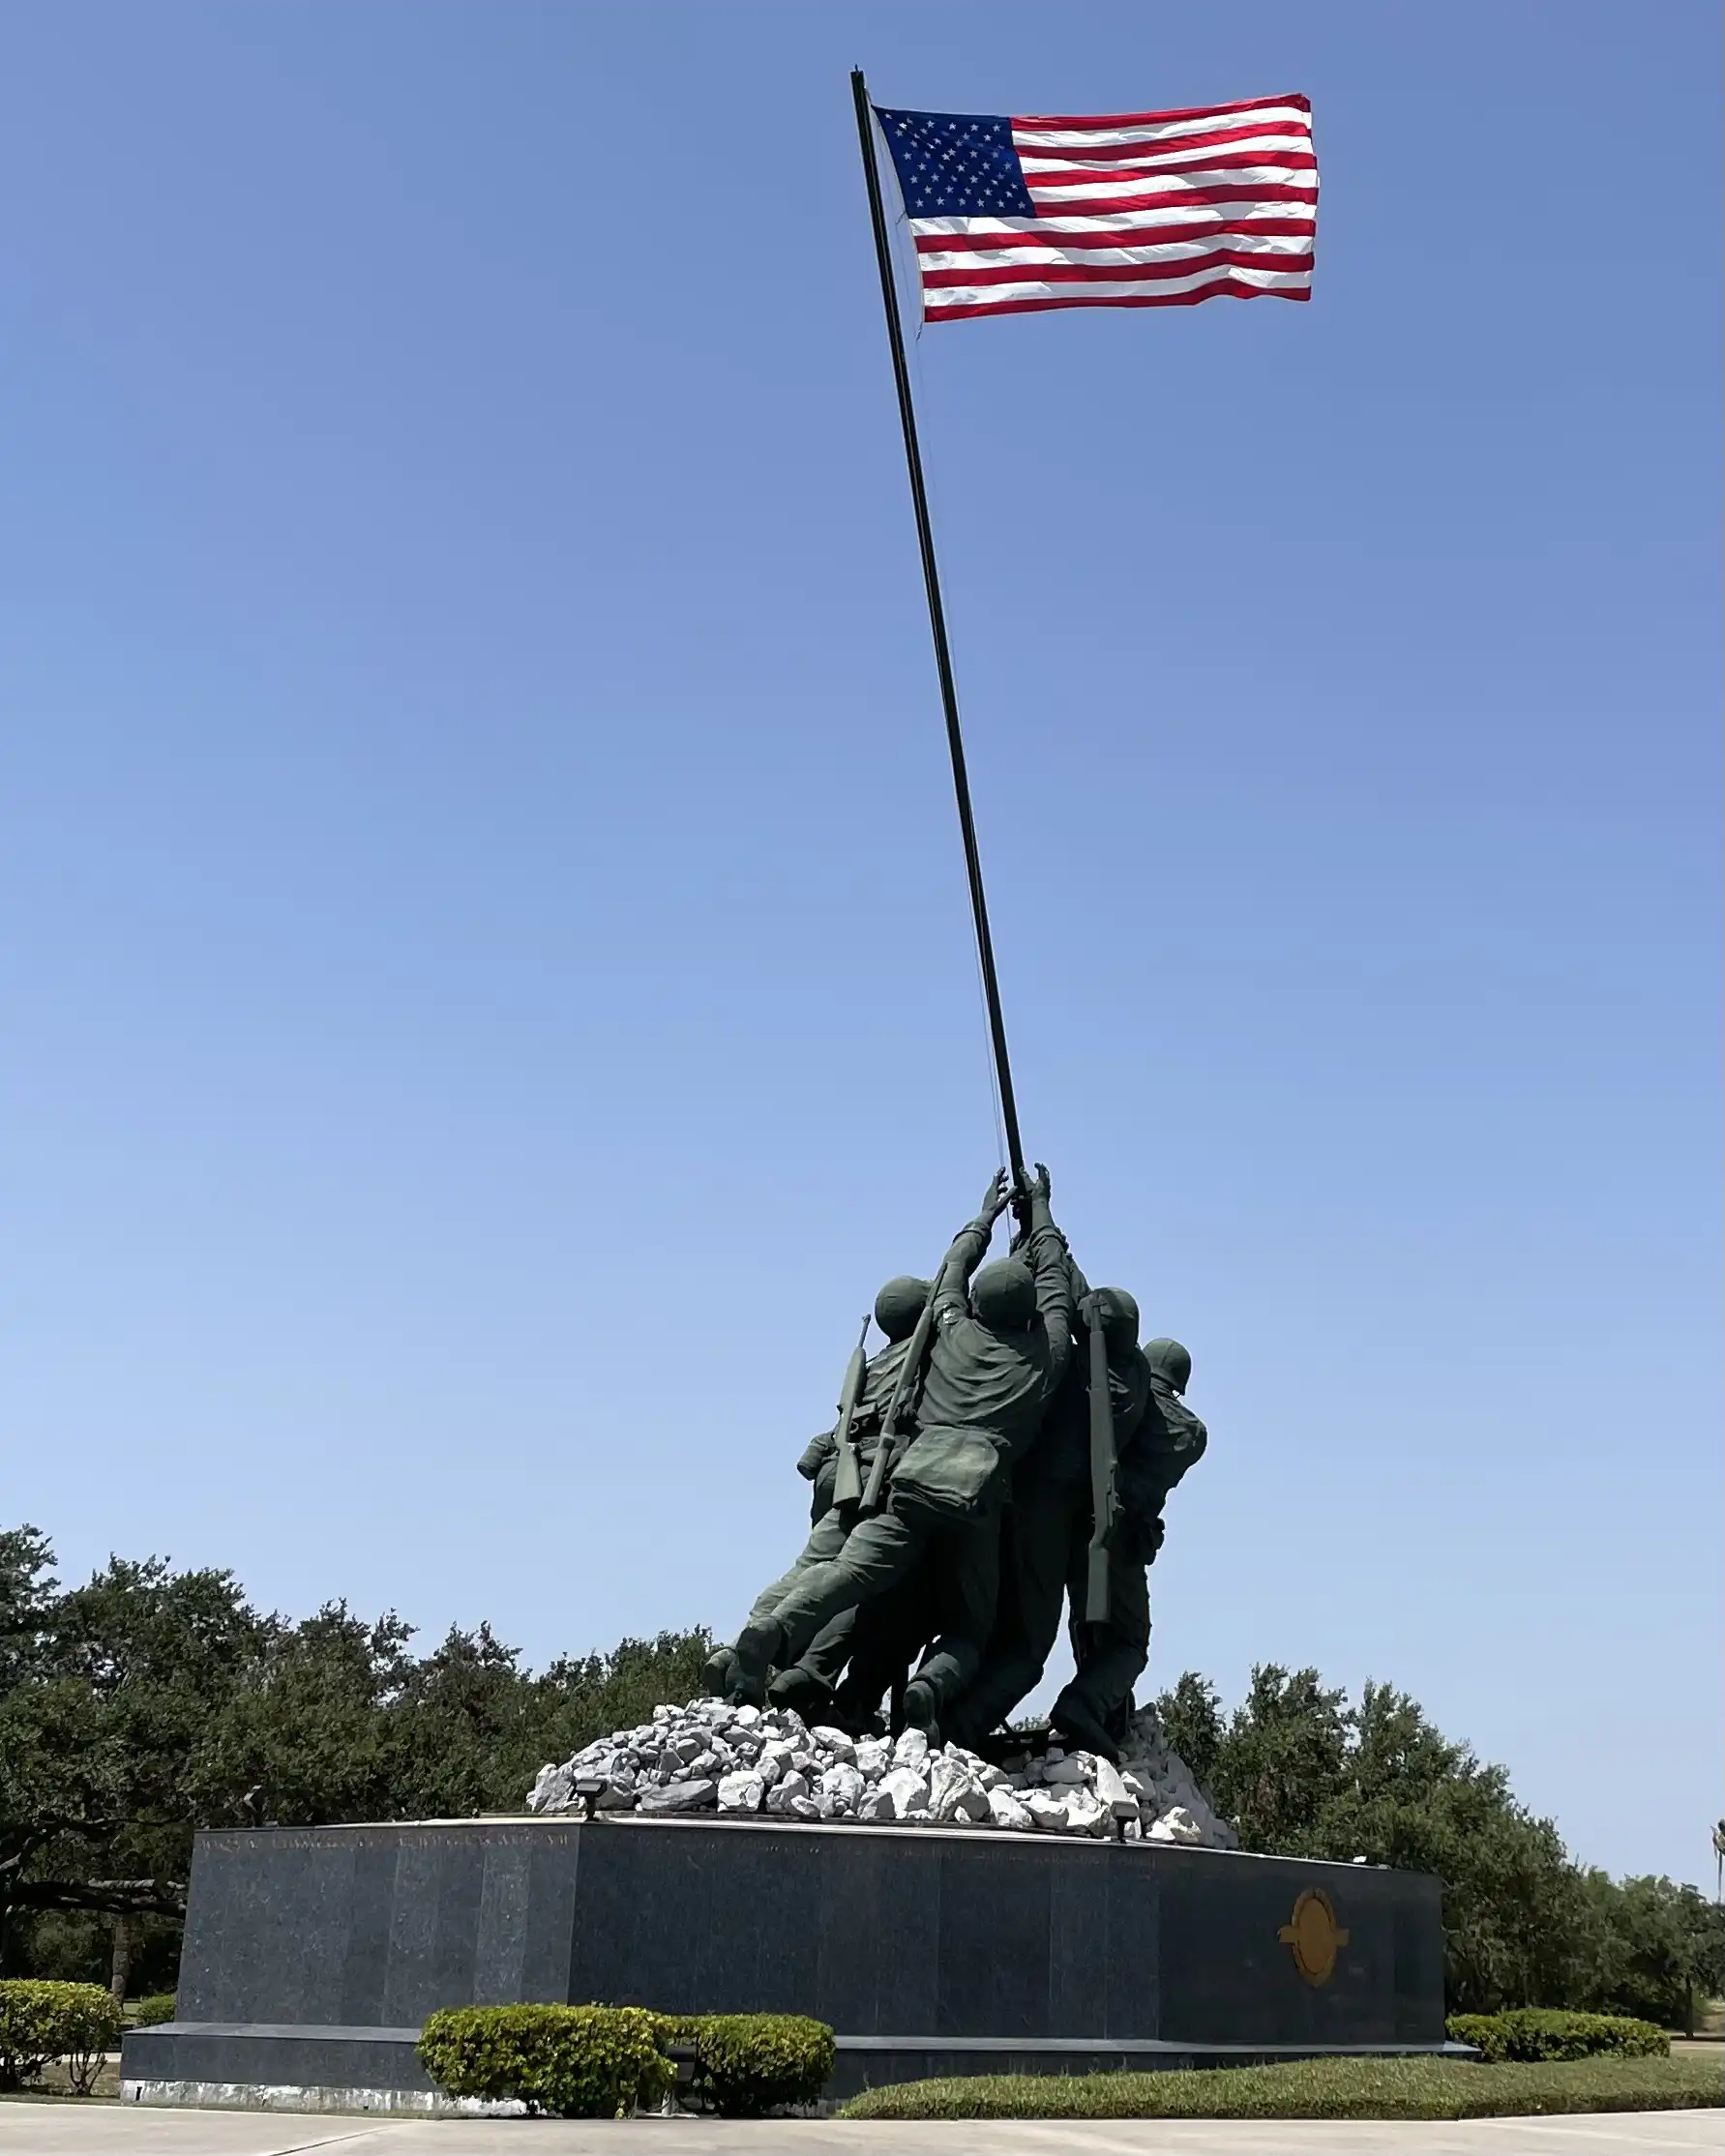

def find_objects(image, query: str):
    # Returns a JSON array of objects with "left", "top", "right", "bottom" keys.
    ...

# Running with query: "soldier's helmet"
[
  {"left": 1095, "top": 1287, "right": 1140, "bottom": 1355},
  {"left": 1143, "top": 1337, "right": 1192, "bottom": 1392},
  {"left": 970, "top": 1256, "right": 1036, "bottom": 1330},
  {"left": 874, "top": 1275, "right": 932, "bottom": 1342}
]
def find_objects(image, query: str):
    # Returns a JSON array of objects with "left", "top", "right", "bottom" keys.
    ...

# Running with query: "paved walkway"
[{"left": 0, "top": 2103, "right": 1719, "bottom": 2156}]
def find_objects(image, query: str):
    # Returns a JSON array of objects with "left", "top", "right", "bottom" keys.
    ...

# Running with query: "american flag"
[{"left": 873, "top": 94, "right": 1317, "bottom": 323}]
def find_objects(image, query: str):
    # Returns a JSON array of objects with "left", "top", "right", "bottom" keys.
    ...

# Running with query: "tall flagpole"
[{"left": 850, "top": 68, "right": 1026, "bottom": 1196}]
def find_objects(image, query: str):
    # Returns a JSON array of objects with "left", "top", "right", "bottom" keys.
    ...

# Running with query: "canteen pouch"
[{"left": 886, "top": 1424, "right": 1004, "bottom": 1521}]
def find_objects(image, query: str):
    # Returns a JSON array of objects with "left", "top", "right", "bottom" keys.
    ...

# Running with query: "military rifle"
[
  {"left": 861, "top": 1282, "right": 938, "bottom": 1512},
  {"left": 829, "top": 1313, "right": 873, "bottom": 1509},
  {"left": 1083, "top": 1293, "right": 1119, "bottom": 1624}
]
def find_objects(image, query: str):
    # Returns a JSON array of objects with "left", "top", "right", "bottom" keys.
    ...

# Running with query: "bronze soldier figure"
[
  {"left": 1053, "top": 1336, "right": 1207, "bottom": 1758},
  {"left": 726, "top": 1167, "right": 1076, "bottom": 1737},
  {"left": 701, "top": 1274, "right": 930, "bottom": 1703},
  {"left": 942, "top": 1282, "right": 1149, "bottom": 1753}
]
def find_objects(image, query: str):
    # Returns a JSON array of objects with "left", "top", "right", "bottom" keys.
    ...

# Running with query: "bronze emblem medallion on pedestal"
[{"left": 1278, "top": 1887, "right": 1351, "bottom": 1985}]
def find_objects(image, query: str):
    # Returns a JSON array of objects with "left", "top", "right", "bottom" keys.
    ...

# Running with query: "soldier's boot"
[
  {"left": 729, "top": 1616, "right": 784, "bottom": 1706},
  {"left": 1102, "top": 1689, "right": 1137, "bottom": 1750},
  {"left": 701, "top": 1646, "right": 739, "bottom": 1698},
  {"left": 767, "top": 1664, "right": 834, "bottom": 1719},
  {"left": 1050, "top": 1683, "right": 1121, "bottom": 1766},
  {"left": 828, "top": 1668, "right": 892, "bottom": 1738},
  {"left": 900, "top": 1675, "right": 942, "bottom": 1748}
]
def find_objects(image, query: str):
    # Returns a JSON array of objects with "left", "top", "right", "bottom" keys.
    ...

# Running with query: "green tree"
[
  {"left": 201, "top": 1602, "right": 415, "bottom": 1828},
  {"left": 1577, "top": 1873, "right": 1725, "bottom": 2029},
  {"left": 1197, "top": 1665, "right": 1351, "bottom": 1850},
  {"left": 45, "top": 1554, "right": 271, "bottom": 1894},
  {"left": 1154, "top": 1671, "right": 1223, "bottom": 1789},
  {"left": 1, "top": 1521, "right": 720, "bottom": 1968},
  {"left": 0, "top": 1531, "right": 215, "bottom": 1981},
  {"left": 0, "top": 1528, "right": 57, "bottom": 1689},
  {"left": 0, "top": 1529, "right": 119, "bottom": 1935}
]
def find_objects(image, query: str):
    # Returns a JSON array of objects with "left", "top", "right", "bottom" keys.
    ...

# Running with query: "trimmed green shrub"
[
  {"left": 1448, "top": 2008, "right": 1669, "bottom": 2062},
  {"left": 130, "top": 1993, "right": 178, "bottom": 2027},
  {"left": 417, "top": 2003, "right": 673, "bottom": 2117},
  {"left": 55, "top": 1987, "right": 124, "bottom": 2096},
  {"left": 665, "top": 2013, "right": 835, "bottom": 2115},
  {"left": 416, "top": 2005, "right": 835, "bottom": 2119},
  {"left": 0, "top": 1982, "right": 63, "bottom": 2092},
  {"left": 0, "top": 1981, "right": 123, "bottom": 2094}
]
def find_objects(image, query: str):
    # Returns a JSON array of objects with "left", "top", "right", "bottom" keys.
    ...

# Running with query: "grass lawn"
[{"left": 839, "top": 2051, "right": 1725, "bottom": 2120}]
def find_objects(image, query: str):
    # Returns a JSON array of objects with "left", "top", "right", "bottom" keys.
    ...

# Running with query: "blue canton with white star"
[{"left": 874, "top": 106, "right": 1035, "bottom": 219}]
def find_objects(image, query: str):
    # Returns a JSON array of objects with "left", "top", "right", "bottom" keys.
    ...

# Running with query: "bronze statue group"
[{"left": 704, "top": 1167, "right": 1206, "bottom": 1764}]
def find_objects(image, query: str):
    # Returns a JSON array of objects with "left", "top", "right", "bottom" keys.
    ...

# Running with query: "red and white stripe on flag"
[{"left": 878, "top": 94, "right": 1317, "bottom": 323}]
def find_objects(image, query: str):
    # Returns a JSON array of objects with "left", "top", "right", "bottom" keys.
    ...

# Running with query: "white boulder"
[
  {"left": 638, "top": 1779, "right": 715, "bottom": 1814},
  {"left": 878, "top": 1765, "right": 931, "bottom": 1817},
  {"left": 987, "top": 1786, "right": 1034, "bottom": 1830},
  {"left": 1093, "top": 1757, "right": 1139, "bottom": 1820},
  {"left": 818, "top": 1763, "right": 865, "bottom": 1811},
  {"left": 1064, "top": 1788, "right": 1110, "bottom": 1836},
  {"left": 1025, "top": 1789, "right": 1073, "bottom": 1832},
  {"left": 929, "top": 1755, "right": 991, "bottom": 1823},
  {"left": 891, "top": 1728, "right": 930, "bottom": 1769}
]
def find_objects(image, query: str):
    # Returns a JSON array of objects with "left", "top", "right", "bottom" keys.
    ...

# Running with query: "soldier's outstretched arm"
[
  {"left": 1023, "top": 1164, "right": 1078, "bottom": 1381},
  {"left": 932, "top": 1167, "right": 1012, "bottom": 1319}
]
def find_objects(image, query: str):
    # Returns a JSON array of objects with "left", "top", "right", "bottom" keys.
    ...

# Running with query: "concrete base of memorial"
[{"left": 121, "top": 1816, "right": 1457, "bottom": 2109}]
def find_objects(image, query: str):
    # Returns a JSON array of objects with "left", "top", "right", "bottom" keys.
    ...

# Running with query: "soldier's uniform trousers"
[
  {"left": 743, "top": 1507, "right": 849, "bottom": 1632},
  {"left": 943, "top": 1478, "right": 1089, "bottom": 1748},
  {"left": 769, "top": 1500, "right": 999, "bottom": 1712},
  {"left": 1056, "top": 1540, "right": 1151, "bottom": 1736},
  {"left": 824, "top": 1567, "right": 937, "bottom": 1722},
  {"left": 768, "top": 1578, "right": 932, "bottom": 1721}
]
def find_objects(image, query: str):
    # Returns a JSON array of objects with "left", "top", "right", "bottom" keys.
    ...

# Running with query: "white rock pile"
[{"left": 525, "top": 1698, "right": 1235, "bottom": 1846}]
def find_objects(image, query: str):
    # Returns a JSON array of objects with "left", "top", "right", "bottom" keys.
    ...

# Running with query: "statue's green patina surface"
[{"left": 707, "top": 1167, "right": 1208, "bottom": 1765}]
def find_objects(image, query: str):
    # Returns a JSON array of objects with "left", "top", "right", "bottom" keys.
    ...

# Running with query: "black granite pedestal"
[{"left": 122, "top": 1815, "right": 1454, "bottom": 2111}]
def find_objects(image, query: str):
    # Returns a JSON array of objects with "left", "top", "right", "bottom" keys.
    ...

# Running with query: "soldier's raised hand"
[
  {"left": 978, "top": 1167, "right": 1012, "bottom": 1225},
  {"left": 1025, "top": 1162, "right": 1052, "bottom": 1204}
]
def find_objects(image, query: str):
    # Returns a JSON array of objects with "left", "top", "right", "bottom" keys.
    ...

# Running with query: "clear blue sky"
[{"left": 3, "top": 4, "right": 1717, "bottom": 1886}]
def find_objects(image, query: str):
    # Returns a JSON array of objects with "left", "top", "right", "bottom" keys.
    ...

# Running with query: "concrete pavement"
[{"left": 0, "top": 2102, "right": 1719, "bottom": 2156}]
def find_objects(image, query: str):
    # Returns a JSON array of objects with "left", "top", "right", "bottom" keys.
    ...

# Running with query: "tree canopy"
[{"left": 0, "top": 1524, "right": 711, "bottom": 1989}]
